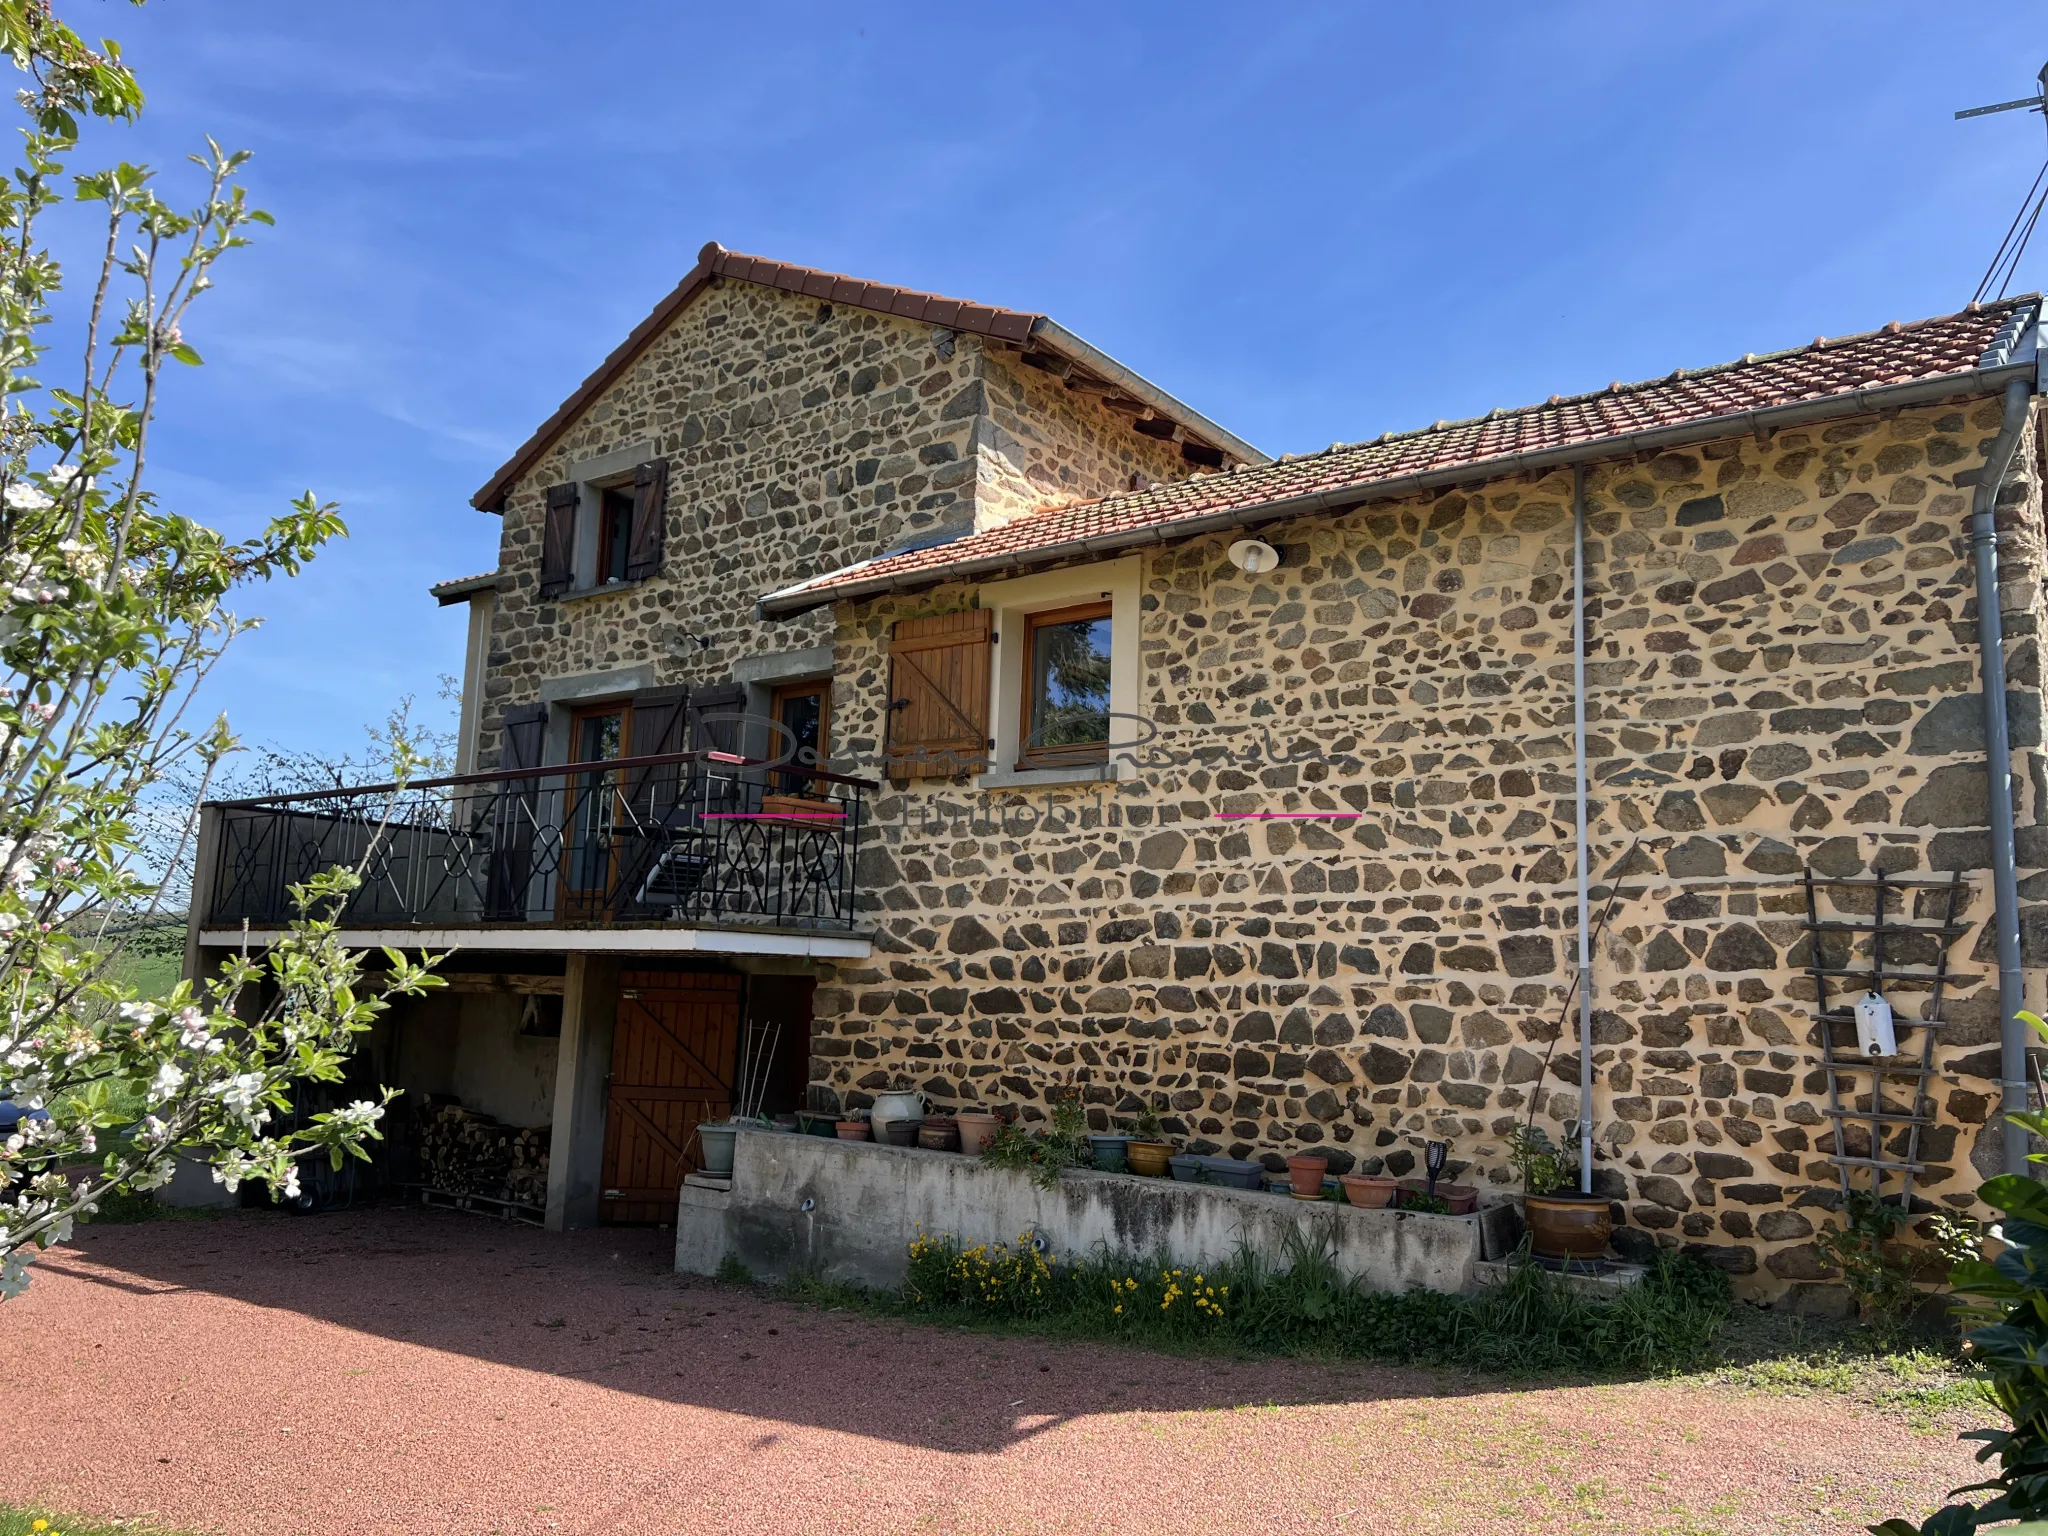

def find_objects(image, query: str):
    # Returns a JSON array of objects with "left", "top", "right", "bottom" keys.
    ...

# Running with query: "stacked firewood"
[
  {"left": 415, "top": 1103, "right": 550, "bottom": 1206},
  {"left": 502, "top": 1125, "right": 551, "bottom": 1206}
]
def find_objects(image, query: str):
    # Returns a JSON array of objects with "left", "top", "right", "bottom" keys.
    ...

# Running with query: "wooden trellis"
[{"left": 1800, "top": 868, "right": 1970, "bottom": 1208}]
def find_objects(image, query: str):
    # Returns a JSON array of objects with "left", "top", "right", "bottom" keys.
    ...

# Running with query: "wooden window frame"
[
  {"left": 594, "top": 485, "right": 635, "bottom": 587},
  {"left": 560, "top": 701, "right": 633, "bottom": 918},
  {"left": 1016, "top": 600, "right": 1113, "bottom": 771},
  {"left": 769, "top": 679, "right": 832, "bottom": 796}
]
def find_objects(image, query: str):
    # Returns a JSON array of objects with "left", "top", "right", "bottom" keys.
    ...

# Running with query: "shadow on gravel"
[{"left": 44, "top": 1200, "right": 1483, "bottom": 1455}]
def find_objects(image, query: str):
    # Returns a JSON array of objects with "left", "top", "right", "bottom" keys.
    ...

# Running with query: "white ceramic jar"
[{"left": 870, "top": 1088, "right": 925, "bottom": 1142}]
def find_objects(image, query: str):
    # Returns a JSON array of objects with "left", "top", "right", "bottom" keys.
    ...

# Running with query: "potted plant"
[
  {"left": 1285, "top": 1153, "right": 1328, "bottom": 1197},
  {"left": 1509, "top": 1123, "right": 1611, "bottom": 1260},
  {"left": 1124, "top": 1104, "right": 1173, "bottom": 1176},
  {"left": 1339, "top": 1155, "right": 1398, "bottom": 1208},
  {"left": 835, "top": 1108, "right": 872, "bottom": 1142},
  {"left": 955, "top": 1106, "right": 1002, "bottom": 1155}
]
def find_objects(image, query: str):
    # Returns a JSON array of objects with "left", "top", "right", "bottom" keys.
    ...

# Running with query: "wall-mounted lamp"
[{"left": 1227, "top": 538, "right": 1280, "bottom": 575}]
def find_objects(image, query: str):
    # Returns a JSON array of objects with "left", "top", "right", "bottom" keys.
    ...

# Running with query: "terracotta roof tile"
[{"left": 762, "top": 297, "right": 2038, "bottom": 615}]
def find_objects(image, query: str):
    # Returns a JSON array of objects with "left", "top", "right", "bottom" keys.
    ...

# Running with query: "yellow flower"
[{"left": 34, "top": 1523, "right": 50, "bottom": 1532}]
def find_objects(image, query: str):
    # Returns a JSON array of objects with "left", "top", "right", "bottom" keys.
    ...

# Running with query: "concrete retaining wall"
[{"left": 675, "top": 1128, "right": 1517, "bottom": 1294}]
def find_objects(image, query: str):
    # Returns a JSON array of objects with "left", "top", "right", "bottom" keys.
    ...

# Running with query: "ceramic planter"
[
  {"left": 834, "top": 1120, "right": 871, "bottom": 1142},
  {"left": 1090, "top": 1134, "right": 1132, "bottom": 1173},
  {"left": 696, "top": 1122, "right": 738, "bottom": 1175},
  {"left": 955, "top": 1111, "right": 1001, "bottom": 1155},
  {"left": 871, "top": 1089, "right": 925, "bottom": 1145},
  {"left": 1526, "top": 1191, "right": 1613, "bottom": 1260},
  {"left": 1125, "top": 1140, "right": 1172, "bottom": 1177},
  {"left": 882, "top": 1116, "right": 923, "bottom": 1148},
  {"left": 1340, "top": 1173, "right": 1398, "bottom": 1208},
  {"left": 1285, "top": 1155, "right": 1329, "bottom": 1196},
  {"left": 917, "top": 1116, "right": 960, "bottom": 1152},
  {"left": 1397, "top": 1179, "right": 1478, "bottom": 1215}
]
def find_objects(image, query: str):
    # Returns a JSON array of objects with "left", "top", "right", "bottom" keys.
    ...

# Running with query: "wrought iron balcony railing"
[{"left": 201, "top": 750, "right": 870, "bottom": 933}]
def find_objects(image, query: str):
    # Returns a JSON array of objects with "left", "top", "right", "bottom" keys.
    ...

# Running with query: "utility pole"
[{"left": 1956, "top": 59, "right": 2048, "bottom": 133}]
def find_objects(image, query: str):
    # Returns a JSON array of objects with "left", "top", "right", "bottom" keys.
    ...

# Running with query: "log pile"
[{"left": 415, "top": 1103, "right": 550, "bottom": 1207}]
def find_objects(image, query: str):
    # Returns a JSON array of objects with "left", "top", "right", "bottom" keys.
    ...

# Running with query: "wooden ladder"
[{"left": 1800, "top": 868, "right": 1970, "bottom": 1209}]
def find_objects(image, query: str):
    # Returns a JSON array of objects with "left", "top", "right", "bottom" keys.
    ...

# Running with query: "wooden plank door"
[{"left": 599, "top": 971, "right": 741, "bottom": 1224}]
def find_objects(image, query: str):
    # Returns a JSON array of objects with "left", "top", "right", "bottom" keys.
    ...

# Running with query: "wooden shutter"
[
  {"left": 499, "top": 702, "right": 547, "bottom": 771},
  {"left": 688, "top": 682, "right": 749, "bottom": 758},
  {"left": 623, "top": 686, "right": 689, "bottom": 802},
  {"left": 540, "top": 483, "right": 578, "bottom": 598},
  {"left": 486, "top": 702, "right": 549, "bottom": 920},
  {"left": 626, "top": 459, "right": 669, "bottom": 582},
  {"left": 886, "top": 609, "right": 992, "bottom": 778}
]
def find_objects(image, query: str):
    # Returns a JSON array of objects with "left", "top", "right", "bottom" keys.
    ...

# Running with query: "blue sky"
[{"left": 65, "top": 1, "right": 2046, "bottom": 762}]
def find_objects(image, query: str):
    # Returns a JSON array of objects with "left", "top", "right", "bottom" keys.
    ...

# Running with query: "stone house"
[{"left": 186, "top": 243, "right": 2048, "bottom": 1296}]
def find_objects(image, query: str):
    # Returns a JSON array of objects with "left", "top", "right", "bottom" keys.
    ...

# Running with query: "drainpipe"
[
  {"left": 1976, "top": 374, "right": 2036, "bottom": 1175},
  {"left": 1573, "top": 465, "right": 1595, "bottom": 1193}
]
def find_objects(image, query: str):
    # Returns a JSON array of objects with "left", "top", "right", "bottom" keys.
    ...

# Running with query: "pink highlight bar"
[
  {"left": 1212, "top": 812, "right": 1362, "bottom": 820},
  {"left": 705, "top": 811, "right": 846, "bottom": 820}
]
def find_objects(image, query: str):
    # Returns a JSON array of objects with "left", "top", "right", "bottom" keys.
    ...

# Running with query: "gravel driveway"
[{"left": 1, "top": 1203, "right": 1974, "bottom": 1535}]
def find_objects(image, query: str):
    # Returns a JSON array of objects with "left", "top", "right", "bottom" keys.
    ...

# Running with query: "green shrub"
[
  {"left": 896, "top": 1226, "right": 1730, "bottom": 1375},
  {"left": 1817, "top": 1189, "right": 1920, "bottom": 1345},
  {"left": 977, "top": 1095, "right": 1093, "bottom": 1190}
]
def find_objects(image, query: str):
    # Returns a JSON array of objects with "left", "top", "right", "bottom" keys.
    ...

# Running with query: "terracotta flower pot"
[
  {"left": 1397, "top": 1179, "right": 1479, "bottom": 1215},
  {"left": 834, "top": 1120, "right": 871, "bottom": 1141},
  {"left": 955, "top": 1111, "right": 1001, "bottom": 1155},
  {"left": 1125, "top": 1141, "right": 1172, "bottom": 1177},
  {"left": 1526, "top": 1192, "right": 1613, "bottom": 1260},
  {"left": 1286, "top": 1155, "right": 1329, "bottom": 1196},
  {"left": 1340, "top": 1173, "right": 1398, "bottom": 1208}
]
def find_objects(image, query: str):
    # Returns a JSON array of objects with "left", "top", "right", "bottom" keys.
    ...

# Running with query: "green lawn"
[{"left": 0, "top": 1506, "right": 196, "bottom": 1536}]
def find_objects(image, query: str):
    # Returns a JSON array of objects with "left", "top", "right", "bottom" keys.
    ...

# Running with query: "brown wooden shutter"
[
  {"left": 499, "top": 702, "right": 548, "bottom": 771},
  {"left": 540, "top": 483, "right": 578, "bottom": 598},
  {"left": 688, "top": 682, "right": 749, "bottom": 758},
  {"left": 623, "top": 686, "right": 689, "bottom": 801},
  {"left": 886, "top": 609, "right": 992, "bottom": 778},
  {"left": 626, "top": 459, "right": 669, "bottom": 582},
  {"left": 487, "top": 702, "right": 549, "bottom": 920}
]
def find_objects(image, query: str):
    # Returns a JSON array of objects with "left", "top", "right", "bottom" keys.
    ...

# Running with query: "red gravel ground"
[{"left": 2, "top": 1204, "right": 1975, "bottom": 1536}]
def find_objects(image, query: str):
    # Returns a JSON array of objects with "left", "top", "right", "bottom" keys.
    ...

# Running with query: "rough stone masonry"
[{"left": 814, "top": 399, "right": 2048, "bottom": 1297}]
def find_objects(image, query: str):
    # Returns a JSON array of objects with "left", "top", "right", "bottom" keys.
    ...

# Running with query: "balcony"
[{"left": 193, "top": 750, "right": 872, "bottom": 955}]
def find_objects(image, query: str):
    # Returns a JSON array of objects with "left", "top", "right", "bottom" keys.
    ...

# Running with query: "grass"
[
  {"left": 1693, "top": 1302, "right": 1983, "bottom": 1431},
  {"left": 0, "top": 1506, "right": 196, "bottom": 1536},
  {"left": 776, "top": 1228, "right": 1735, "bottom": 1379}
]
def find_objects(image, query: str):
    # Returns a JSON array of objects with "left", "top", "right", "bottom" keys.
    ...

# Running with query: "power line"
[{"left": 1976, "top": 157, "right": 2048, "bottom": 305}]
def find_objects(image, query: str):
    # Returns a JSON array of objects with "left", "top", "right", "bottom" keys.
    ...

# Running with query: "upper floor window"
[
  {"left": 1021, "top": 601, "right": 1111, "bottom": 768},
  {"left": 597, "top": 485, "right": 635, "bottom": 586},
  {"left": 538, "top": 458, "right": 669, "bottom": 599}
]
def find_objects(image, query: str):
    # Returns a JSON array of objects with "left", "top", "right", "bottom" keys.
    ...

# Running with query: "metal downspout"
[
  {"left": 1573, "top": 466, "right": 1595, "bottom": 1192},
  {"left": 1976, "top": 374, "right": 2036, "bottom": 1174}
]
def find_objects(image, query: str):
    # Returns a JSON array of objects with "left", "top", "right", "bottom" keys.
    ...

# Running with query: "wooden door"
[{"left": 599, "top": 970, "right": 741, "bottom": 1224}]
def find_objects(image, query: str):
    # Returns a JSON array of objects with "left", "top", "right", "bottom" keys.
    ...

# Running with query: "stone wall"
[
  {"left": 478, "top": 279, "right": 1198, "bottom": 765},
  {"left": 812, "top": 394, "right": 2048, "bottom": 1296}
]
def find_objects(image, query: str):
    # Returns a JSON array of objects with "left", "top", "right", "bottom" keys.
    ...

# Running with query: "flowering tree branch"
[{"left": 0, "top": 0, "right": 441, "bottom": 1299}]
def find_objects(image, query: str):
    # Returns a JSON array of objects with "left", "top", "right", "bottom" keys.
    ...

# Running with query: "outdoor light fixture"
[{"left": 1227, "top": 538, "right": 1279, "bottom": 574}]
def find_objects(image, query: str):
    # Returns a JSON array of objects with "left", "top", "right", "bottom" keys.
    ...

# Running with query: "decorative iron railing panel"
[{"left": 205, "top": 755, "right": 866, "bottom": 933}]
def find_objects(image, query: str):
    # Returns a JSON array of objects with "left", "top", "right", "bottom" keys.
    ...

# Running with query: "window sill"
[
  {"left": 975, "top": 762, "right": 1118, "bottom": 791},
  {"left": 553, "top": 577, "right": 650, "bottom": 604}
]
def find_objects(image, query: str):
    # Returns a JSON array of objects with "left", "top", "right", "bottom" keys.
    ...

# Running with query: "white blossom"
[
  {"left": 146, "top": 1061, "right": 185, "bottom": 1104},
  {"left": 2, "top": 482, "right": 49, "bottom": 511}
]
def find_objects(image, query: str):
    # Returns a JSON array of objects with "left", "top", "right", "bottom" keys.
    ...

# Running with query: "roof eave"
[
  {"left": 758, "top": 357, "right": 2037, "bottom": 619},
  {"left": 1028, "top": 318, "right": 1270, "bottom": 467}
]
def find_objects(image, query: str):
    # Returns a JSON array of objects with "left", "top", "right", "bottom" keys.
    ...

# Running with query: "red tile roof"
[
  {"left": 760, "top": 297, "right": 2040, "bottom": 616},
  {"left": 471, "top": 243, "right": 1263, "bottom": 512}
]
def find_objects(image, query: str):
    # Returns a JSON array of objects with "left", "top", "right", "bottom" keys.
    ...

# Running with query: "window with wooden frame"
[
  {"left": 595, "top": 485, "right": 635, "bottom": 585},
  {"left": 769, "top": 679, "right": 831, "bottom": 795},
  {"left": 1018, "top": 601, "right": 1113, "bottom": 770}
]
